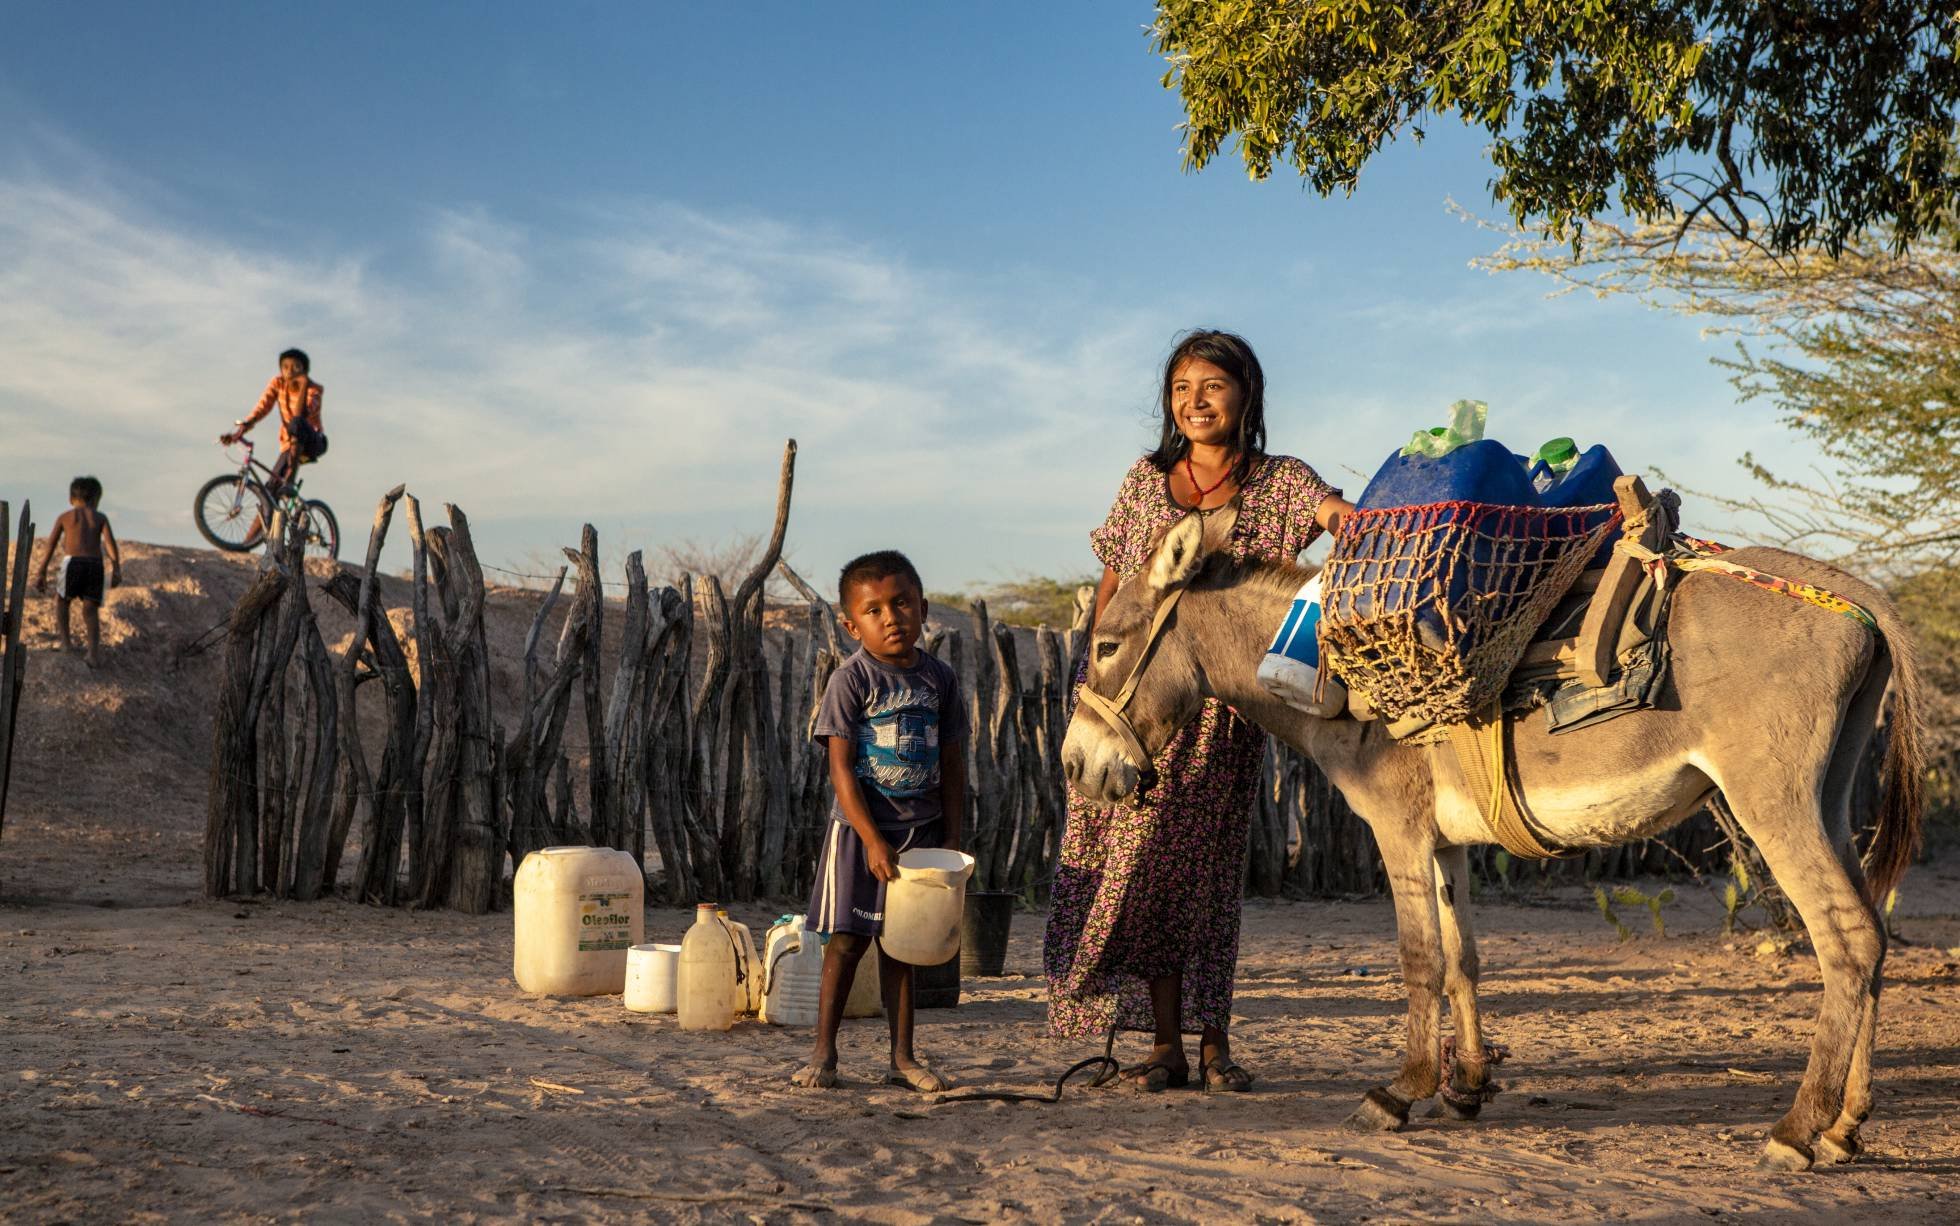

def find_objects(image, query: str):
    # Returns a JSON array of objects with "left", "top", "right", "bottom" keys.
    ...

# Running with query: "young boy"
[
  {"left": 222, "top": 347, "right": 325, "bottom": 496},
  {"left": 792, "top": 549, "right": 966, "bottom": 1092},
  {"left": 33, "top": 476, "right": 122, "bottom": 667}
]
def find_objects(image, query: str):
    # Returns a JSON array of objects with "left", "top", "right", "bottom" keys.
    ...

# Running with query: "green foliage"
[
  {"left": 931, "top": 575, "right": 1097, "bottom": 630},
  {"left": 1593, "top": 885, "right": 1631, "bottom": 941},
  {"left": 1152, "top": 1, "right": 1960, "bottom": 255},
  {"left": 1595, "top": 883, "right": 1676, "bottom": 941}
]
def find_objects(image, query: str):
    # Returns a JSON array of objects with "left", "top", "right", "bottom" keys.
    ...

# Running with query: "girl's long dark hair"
[{"left": 1144, "top": 328, "right": 1268, "bottom": 486}]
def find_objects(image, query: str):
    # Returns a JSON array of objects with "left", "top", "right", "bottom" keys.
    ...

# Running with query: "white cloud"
[{"left": 0, "top": 148, "right": 1160, "bottom": 586}]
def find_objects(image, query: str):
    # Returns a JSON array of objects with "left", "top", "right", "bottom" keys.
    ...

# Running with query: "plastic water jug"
[
  {"left": 880, "top": 849, "right": 975, "bottom": 966},
  {"left": 1257, "top": 572, "right": 1347, "bottom": 717},
  {"left": 1536, "top": 443, "right": 1623, "bottom": 566},
  {"left": 843, "top": 939, "right": 884, "bottom": 1017},
  {"left": 676, "top": 903, "right": 739, "bottom": 1031},
  {"left": 717, "top": 909, "right": 762, "bottom": 1015},
  {"left": 623, "top": 943, "right": 680, "bottom": 1013},
  {"left": 1356, "top": 438, "right": 1540, "bottom": 511},
  {"left": 512, "top": 846, "right": 644, "bottom": 996},
  {"left": 761, "top": 917, "right": 824, "bottom": 1026}
]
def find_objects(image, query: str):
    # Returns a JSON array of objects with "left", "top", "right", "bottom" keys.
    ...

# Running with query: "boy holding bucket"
[{"left": 792, "top": 550, "right": 966, "bottom": 1092}]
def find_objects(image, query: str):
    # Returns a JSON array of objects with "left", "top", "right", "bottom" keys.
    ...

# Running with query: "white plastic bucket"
[
  {"left": 623, "top": 943, "right": 681, "bottom": 1013},
  {"left": 880, "top": 849, "right": 975, "bottom": 967}
]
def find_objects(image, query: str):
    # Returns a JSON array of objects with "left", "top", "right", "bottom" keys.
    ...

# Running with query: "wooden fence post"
[{"left": 0, "top": 501, "right": 33, "bottom": 834}]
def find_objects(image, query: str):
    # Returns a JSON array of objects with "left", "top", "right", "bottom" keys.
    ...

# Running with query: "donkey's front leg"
[
  {"left": 1435, "top": 845, "right": 1498, "bottom": 1120},
  {"left": 1344, "top": 829, "right": 1445, "bottom": 1133}
]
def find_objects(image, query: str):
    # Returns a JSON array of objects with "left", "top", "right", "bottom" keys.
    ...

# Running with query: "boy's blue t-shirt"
[{"left": 813, "top": 647, "right": 966, "bottom": 829}]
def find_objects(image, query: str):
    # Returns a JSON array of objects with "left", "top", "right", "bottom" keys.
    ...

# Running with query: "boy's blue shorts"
[{"left": 805, "top": 818, "right": 945, "bottom": 938}]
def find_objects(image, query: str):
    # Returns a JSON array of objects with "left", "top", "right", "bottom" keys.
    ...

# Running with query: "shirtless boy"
[{"left": 33, "top": 476, "right": 122, "bottom": 666}]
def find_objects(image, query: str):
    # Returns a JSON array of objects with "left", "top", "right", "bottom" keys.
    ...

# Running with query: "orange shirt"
[{"left": 240, "top": 376, "right": 324, "bottom": 451}]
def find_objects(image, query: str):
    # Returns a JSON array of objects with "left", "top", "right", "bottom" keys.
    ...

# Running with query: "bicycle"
[{"left": 194, "top": 435, "right": 340, "bottom": 561}]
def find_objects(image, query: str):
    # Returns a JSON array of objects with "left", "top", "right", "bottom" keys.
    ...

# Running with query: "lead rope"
[{"left": 932, "top": 1027, "right": 1121, "bottom": 1106}]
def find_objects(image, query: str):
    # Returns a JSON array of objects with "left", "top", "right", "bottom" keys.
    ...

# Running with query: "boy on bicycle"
[{"left": 222, "top": 347, "right": 326, "bottom": 495}]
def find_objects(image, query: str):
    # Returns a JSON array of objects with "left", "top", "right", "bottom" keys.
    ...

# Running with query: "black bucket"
[
  {"left": 913, "top": 951, "right": 962, "bottom": 1009},
  {"left": 960, "top": 891, "right": 1015, "bottom": 977}
]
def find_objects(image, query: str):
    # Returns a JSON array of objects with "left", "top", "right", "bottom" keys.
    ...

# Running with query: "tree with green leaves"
[{"left": 1154, "top": 1, "right": 1960, "bottom": 255}]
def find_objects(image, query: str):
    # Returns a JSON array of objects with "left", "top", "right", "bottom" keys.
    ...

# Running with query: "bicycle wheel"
[
  {"left": 195, "top": 474, "right": 272, "bottom": 552},
  {"left": 300, "top": 500, "right": 340, "bottom": 561}
]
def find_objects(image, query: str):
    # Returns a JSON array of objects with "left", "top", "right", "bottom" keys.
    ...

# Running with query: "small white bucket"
[
  {"left": 623, "top": 943, "right": 681, "bottom": 1013},
  {"left": 880, "top": 849, "right": 975, "bottom": 967}
]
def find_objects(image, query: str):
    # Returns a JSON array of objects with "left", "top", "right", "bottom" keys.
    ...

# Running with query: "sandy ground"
[
  {"left": 3, "top": 541, "right": 1959, "bottom": 1221},
  {"left": 5, "top": 795, "right": 1959, "bottom": 1223}
]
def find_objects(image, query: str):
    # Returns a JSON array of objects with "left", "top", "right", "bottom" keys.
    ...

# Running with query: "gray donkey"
[{"left": 1063, "top": 507, "right": 1923, "bottom": 1172}]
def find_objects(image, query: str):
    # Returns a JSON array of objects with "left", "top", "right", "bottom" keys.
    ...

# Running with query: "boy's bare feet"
[
  {"left": 790, "top": 1061, "right": 839, "bottom": 1089},
  {"left": 887, "top": 1058, "right": 952, "bottom": 1093}
]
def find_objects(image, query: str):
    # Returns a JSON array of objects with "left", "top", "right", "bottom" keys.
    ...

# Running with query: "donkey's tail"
[{"left": 1863, "top": 599, "right": 1925, "bottom": 908}]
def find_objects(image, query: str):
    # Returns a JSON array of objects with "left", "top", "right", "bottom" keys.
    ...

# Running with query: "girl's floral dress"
[{"left": 1045, "top": 454, "right": 1338, "bottom": 1037}]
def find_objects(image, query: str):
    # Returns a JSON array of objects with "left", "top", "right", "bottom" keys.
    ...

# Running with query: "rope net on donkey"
[{"left": 1317, "top": 500, "right": 1623, "bottom": 727}]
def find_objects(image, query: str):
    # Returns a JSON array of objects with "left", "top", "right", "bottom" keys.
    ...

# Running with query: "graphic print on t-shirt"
[{"left": 853, "top": 686, "right": 941, "bottom": 798}]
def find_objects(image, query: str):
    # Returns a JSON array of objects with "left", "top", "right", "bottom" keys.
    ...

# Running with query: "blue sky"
[{"left": 0, "top": 3, "right": 1795, "bottom": 594}]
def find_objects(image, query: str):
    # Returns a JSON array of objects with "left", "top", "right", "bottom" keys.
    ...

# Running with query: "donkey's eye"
[{"left": 1095, "top": 641, "right": 1118, "bottom": 662}]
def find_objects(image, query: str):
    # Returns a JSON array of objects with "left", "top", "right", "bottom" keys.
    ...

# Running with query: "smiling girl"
[{"left": 1043, "top": 329, "right": 1351, "bottom": 1093}]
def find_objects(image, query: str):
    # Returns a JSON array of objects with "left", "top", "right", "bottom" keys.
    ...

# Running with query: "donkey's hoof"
[
  {"left": 1814, "top": 1131, "right": 1860, "bottom": 1165},
  {"left": 1343, "top": 1088, "right": 1407, "bottom": 1134},
  {"left": 1758, "top": 1138, "right": 1814, "bottom": 1172},
  {"left": 1438, "top": 1097, "right": 1484, "bottom": 1122}
]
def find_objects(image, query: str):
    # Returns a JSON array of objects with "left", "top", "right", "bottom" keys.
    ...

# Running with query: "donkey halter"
[{"left": 1074, "top": 583, "right": 1189, "bottom": 789}]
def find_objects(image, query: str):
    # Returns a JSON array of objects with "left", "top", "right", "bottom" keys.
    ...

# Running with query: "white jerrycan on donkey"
[{"left": 878, "top": 849, "right": 976, "bottom": 966}]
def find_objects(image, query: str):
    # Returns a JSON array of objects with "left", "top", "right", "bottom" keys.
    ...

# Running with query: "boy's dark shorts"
[
  {"left": 57, "top": 557, "right": 104, "bottom": 604},
  {"left": 806, "top": 818, "right": 945, "bottom": 938}
]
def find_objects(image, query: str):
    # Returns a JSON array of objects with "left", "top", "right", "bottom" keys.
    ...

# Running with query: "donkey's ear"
[{"left": 1147, "top": 513, "right": 1209, "bottom": 592}]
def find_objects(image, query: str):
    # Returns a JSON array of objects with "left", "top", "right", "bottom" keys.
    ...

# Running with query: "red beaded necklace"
[{"left": 1183, "top": 454, "right": 1234, "bottom": 507}]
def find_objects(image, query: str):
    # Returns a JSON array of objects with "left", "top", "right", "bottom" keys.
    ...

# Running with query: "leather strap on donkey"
[
  {"left": 1445, "top": 701, "right": 1571, "bottom": 860},
  {"left": 1635, "top": 534, "right": 1880, "bottom": 631},
  {"left": 1073, "top": 585, "right": 1188, "bottom": 789}
]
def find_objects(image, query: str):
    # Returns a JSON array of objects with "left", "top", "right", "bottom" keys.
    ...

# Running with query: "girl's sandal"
[
  {"left": 790, "top": 1063, "right": 839, "bottom": 1089},
  {"left": 1201, "top": 1057, "right": 1254, "bottom": 1093},
  {"left": 1121, "top": 1062, "right": 1190, "bottom": 1093}
]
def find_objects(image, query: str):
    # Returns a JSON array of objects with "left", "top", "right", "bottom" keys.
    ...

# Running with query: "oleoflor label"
[{"left": 577, "top": 890, "right": 634, "bottom": 952}]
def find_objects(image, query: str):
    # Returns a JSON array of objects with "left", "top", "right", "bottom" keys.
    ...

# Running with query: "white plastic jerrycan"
[
  {"left": 879, "top": 849, "right": 975, "bottom": 967},
  {"left": 716, "top": 909, "right": 763, "bottom": 1015},
  {"left": 1255, "top": 572, "right": 1348, "bottom": 718},
  {"left": 760, "top": 916, "right": 824, "bottom": 1027},
  {"left": 512, "top": 846, "right": 645, "bottom": 996},
  {"left": 676, "top": 903, "right": 739, "bottom": 1031}
]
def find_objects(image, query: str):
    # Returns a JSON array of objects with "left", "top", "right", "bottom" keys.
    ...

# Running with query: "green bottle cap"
[{"left": 1533, "top": 437, "right": 1579, "bottom": 471}]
